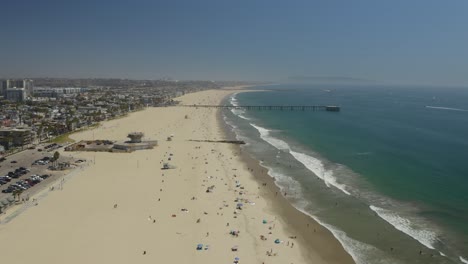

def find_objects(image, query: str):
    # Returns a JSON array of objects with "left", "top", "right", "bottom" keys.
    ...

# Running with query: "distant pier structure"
[{"left": 180, "top": 105, "right": 340, "bottom": 112}]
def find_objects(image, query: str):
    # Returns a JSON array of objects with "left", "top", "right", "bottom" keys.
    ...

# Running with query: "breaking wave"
[
  {"left": 249, "top": 122, "right": 350, "bottom": 195},
  {"left": 369, "top": 205, "right": 438, "bottom": 250},
  {"left": 460, "top": 256, "right": 468, "bottom": 264}
]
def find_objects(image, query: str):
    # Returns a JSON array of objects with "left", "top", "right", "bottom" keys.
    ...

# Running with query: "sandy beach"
[{"left": 0, "top": 88, "right": 354, "bottom": 264}]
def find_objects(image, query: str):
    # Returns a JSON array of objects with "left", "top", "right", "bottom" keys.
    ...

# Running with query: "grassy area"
[
  {"left": 49, "top": 132, "right": 75, "bottom": 144},
  {"left": 48, "top": 123, "right": 101, "bottom": 144}
]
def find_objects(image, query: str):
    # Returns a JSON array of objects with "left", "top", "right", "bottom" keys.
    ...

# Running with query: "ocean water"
[{"left": 222, "top": 84, "right": 468, "bottom": 264}]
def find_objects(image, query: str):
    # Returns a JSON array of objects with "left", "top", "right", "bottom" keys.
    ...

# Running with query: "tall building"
[
  {"left": 6, "top": 88, "right": 26, "bottom": 102},
  {"left": 0, "top": 79, "right": 33, "bottom": 98},
  {"left": 0, "top": 80, "right": 7, "bottom": 96}
]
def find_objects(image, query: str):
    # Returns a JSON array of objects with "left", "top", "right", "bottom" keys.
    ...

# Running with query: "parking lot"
[{"left": 0, "top": 143, "right": 75, "bottom": 202}]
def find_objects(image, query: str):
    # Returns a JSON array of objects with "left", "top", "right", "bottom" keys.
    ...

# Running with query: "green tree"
[
  {"left": 13, "top": 189, "right": 23, "bottom": 202},
  {"left": 53, "top": 151, "right": 60, "bottom": 166}
]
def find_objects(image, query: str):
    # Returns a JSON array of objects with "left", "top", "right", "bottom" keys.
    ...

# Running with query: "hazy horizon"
[{"left": 2, "top": 0, "right": 468, "bottom": 86}]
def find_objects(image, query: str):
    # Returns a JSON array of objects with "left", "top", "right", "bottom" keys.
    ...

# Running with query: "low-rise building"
[{"left": 0, "top": 127, "right": 35, "bottom": 149}]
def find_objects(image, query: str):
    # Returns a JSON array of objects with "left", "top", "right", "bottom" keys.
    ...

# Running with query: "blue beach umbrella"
[{"left": 235, "top": 257, "right": 240, "bottom": 261}]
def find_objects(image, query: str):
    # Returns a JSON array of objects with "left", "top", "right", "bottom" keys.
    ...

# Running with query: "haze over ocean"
[{"left": 223, "top": 84, "right": 468, "bottom": 264}]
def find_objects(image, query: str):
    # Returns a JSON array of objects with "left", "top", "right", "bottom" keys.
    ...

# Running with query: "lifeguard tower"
[{"left": 127, "top": 132, "right": 144, "bottom": 143}]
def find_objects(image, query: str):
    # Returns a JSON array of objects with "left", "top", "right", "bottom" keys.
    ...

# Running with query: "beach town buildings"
[
  {"left": 33, "top": 87, "right": 88, "bottom": 98},
  {"left": 0, "top": 78, "right": 246, "bottom": 153}
]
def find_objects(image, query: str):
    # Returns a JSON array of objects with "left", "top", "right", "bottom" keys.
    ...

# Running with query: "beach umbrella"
[
  {"left": 236, "top": 203, "right": 243, "bottom": 207},
  {"left": 235, "top": 257, "right": 240, "bottom": 261},
  {"left": 262, "top": 219, "right": 267, "bottom": 224},
  {"left": 274, "top": 239, "right": 280, "bottom": 244}
]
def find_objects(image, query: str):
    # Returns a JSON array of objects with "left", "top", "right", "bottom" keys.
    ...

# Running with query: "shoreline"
[
  {"left": 0, "top": 88, "right": 353, "bottom": 264},
  {"left": 218, "top": 89, "right": 355, "bottom": 263}
]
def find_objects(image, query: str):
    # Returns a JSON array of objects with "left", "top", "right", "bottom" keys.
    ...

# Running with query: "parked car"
[
  {"left": 0, "top": 176, "right": 11, "bottom": 182},
  {"left": 2, "top": 188, "right": 13, "bottom": 193}
]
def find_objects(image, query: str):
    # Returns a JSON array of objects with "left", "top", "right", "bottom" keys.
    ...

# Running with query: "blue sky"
[{"left": 1, "top": 0, "right": 468, "bottom": 85}]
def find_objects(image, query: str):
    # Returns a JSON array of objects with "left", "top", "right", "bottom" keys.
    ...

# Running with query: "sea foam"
[
  {"left": 290, "top": 201, "right": 402, "bottom": 264},
  {"left": 290, "top": 150, "right": 351, "bottom": 195},
  {"left": 249, "top": 123, "right": 350, "bottom": 195},
  {"left": 261, "top": 163, "right": 379, "bottom": 264},
  {"left": 460, "top": 256, "right": 468, "bottom": 264},
  {"left": 250, "top": 123, "right": 290, "bottom": 150},
  {"left": 425, "top": 106, "right": 468, "bottom": 112},
  {"left": 369, "top": 205, "right": 437, "bottom": 250},
  {"left": 229, "top": 95, "right": 251, "bottom": 120}
]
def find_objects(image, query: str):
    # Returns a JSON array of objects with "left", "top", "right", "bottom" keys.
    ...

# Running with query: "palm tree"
[
  {"left": 53, "top": 151, "right": 60, "bottom": 167},
  {"left": 37, "top": 124, "right": 44, "bottom": 142},
  {"left": 12, "top": 189, "right": 23, "bottom": 202}
]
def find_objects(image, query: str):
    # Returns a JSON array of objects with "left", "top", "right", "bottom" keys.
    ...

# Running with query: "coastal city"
[
  {"left": 0, "top": 78, "right": 235, "bottom": 154},
  {"left": 2, "top": 1, "right": 468, "bottom": 264}
]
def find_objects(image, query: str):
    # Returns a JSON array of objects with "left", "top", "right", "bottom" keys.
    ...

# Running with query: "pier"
[{"left": 179, "top": 105, "right": 340, "bottom": 112}]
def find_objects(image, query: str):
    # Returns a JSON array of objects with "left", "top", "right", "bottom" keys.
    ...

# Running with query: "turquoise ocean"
[{"left": 221, "top": 84, "right": 468, "bottom": 264}]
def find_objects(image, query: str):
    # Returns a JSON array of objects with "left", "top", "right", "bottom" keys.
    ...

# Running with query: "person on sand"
[{"left": 114, "top": 204, "right": 118, "bottom": 209}]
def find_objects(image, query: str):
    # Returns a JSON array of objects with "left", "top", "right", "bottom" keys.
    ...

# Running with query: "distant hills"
[{"left": 287, "top": 75, "right": 377, "bottom": 84}]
